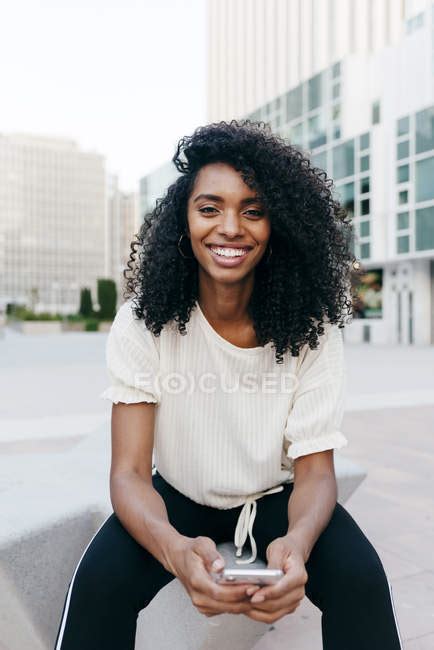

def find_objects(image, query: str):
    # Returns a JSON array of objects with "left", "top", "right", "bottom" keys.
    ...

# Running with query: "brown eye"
[{"left": 199, "top": 207, "right": 217, "bottom": 214}]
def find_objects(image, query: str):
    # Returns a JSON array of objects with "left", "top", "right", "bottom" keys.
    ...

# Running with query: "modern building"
[
  {"left": 205, "top": 0, "right": 434, "bottom": 345},
  {"left": 0, "top": 133, "right": 106, "bottom": 313},
  {"left": 139, "top": 160, "right": 180, "bottom": 223},
  {"left": 106, "top": 173, "right": 139, "bottom": 305}
]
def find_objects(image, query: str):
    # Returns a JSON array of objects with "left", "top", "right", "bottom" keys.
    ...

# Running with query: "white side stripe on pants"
[
  {"left": 388, "top": 580, "right": 404, "bottom": 649},
  {"left": 55, "top": 514, "right": 112, "bottom": 650}
]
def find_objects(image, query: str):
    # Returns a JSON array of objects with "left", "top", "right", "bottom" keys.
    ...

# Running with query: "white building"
[
  {"left": 0, "top": 134, "right": 106, "bottom": 314},
  {"left": 206, "top": 0, "right": 434, "bottom": 345},
  {"left": 139, "top": 160, "right": 180, "bottom": 223},
  {"left": 106, "top": 173, "right": 139, "bottom": 305}
]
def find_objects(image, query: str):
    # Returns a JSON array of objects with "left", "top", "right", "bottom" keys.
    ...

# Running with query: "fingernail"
[
  {"left": 211, "top": 558, "right": 224, "bottom": 571},
  {"left": 251, "top": 594, "right": 265, "bottom": 603},
  {"left": 245, "top": 586, "right": 257, "bottom": 596}
]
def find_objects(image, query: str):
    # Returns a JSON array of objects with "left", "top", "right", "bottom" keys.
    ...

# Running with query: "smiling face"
[{"left": 186, "top": 162, "right": 271, "bottom": 284}]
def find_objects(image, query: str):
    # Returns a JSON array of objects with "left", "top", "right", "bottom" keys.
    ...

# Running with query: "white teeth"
[{"left": 210, "top": 246, "right": 249, "bottom": 258}]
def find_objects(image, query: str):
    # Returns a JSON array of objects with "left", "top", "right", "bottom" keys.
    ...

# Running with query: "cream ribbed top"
[{"left": 100, "top": 299, "right": 348, "bottom": 563}]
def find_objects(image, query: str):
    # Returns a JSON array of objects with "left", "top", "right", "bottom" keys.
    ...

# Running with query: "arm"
[
  {"left": 109, "top": 401, "right": 256, "bottom": 615},
  {"left": 109, "top": 401, "right": 187, "bottom": 574},
  {"left": 284, "top": 449, "right": 337, "bottom": 563},
  {"left": 246, "top": 450, "right": 337, "bottom": 620}
]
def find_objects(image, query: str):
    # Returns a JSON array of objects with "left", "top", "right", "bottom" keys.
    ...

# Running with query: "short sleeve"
[
  {"left": 284, "top": 323, "right": 348, "bottom": 460},
  {"left": 99, "top": 301, "right": 161, "bottom": 405}
]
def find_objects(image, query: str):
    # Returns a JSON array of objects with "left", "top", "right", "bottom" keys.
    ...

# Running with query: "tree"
[
  {"left": 97, "top": 279, "right": 117, "bottom": 320},
  {"left": 79, "top": 287, "right": 93, "bottom": 318}
]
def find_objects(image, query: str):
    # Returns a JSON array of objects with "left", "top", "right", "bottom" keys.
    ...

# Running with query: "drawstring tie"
[{"left": 233, "top": 484, "right": 285, "bottom": 564}]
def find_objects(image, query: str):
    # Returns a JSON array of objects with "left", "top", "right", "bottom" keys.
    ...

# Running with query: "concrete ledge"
[{"left": 0, "top": 423, "right": 367, "bottom": 650}]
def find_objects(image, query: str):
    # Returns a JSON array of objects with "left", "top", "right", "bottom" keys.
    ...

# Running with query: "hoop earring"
[{"left": 177, "top": 233, "right": 195, "bottom": 260}]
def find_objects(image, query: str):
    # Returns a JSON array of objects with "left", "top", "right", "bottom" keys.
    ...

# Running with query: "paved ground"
[
  {"left": 1, "top": 326, "right": 434, "bottom": 648},
  {"left": 256, "top": 404, "right": 434, "bottom": 649}
]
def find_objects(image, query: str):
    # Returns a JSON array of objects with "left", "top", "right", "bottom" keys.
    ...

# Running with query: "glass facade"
[
  {"left": 333, "top": 140, "right": 355, "bottom": 179},
  {"left": 416, "top": 206, "right": 434, "bottom": 250},
  {"left": 395, "top": 104, "right": 434, "bottom": 253},
  {"left": 372, "top": 100, "right": 381, "bottom": 125},
  {"left": 397, "top": 141, "right": 410, "bottom": 160},
  {"left": 415, "top": 156, "right": 434, "bottom": 202},
  {"left": 415, "top": 106, "right": 434, "bottom": 153},
  {"left": 397, "top": 164, "right": 410, "bottom": 184},
  {"left": 397, "top": 212, "right": 409, "bottom": 230},
  {"left": 245, "top": 60, "right": 371, "bottom": 261}
]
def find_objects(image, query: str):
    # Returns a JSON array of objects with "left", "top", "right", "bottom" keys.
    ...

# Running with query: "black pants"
[{"left": 54, "top": 471, "right": 403, "bottom": 649}]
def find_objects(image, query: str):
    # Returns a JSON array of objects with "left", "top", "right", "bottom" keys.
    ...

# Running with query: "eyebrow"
[{"left": 192, "top": 193, "right": 262, "bottom": 205}]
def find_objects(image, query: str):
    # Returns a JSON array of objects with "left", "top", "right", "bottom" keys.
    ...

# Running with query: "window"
[
  {"left": 360, "top": 176, "right": 370, "bottom": 194},
  {"left": 360, "top": 242, "right": 371, "bottom": 258},
  {"left": 308, "top": 114, "right": 327, "bottom": 149},
  {"left": 415, "top": 106, "right": 434, "bottom": 154},
  {"left": 359, "top": 133, "right": 370, "bottom": 150},
  {"left": 332, "top": 83, "right": 340, "bottom": 100},
  {"left": 415, "top": 156, "right": 434, "bottom": 202},
  {"left": 372, "top": 100, "right": 381, "bottom": 125},
  {"left": 397, "top": 141, "right": 410, "bottom": 160},
  {"left": 360, "top": 155, "right": 370, "bottom": 172},
  {"left": 337, "top": 182, "right": 355, "bottom": 218},
  {"left": 332, "top": 61, "right": 341, "bottom": 78},
  {"left": 360, "top": 220, "right": 370, "bottom": 237},
  {"left": 333, "top": 140, "right": 355, "bottom": 179},
  {"left": 361, "top": 198, "right": 370, "bottom": 215},
  {"left": 397, "top": 235, "right": 410, "bottom": 253},
  {"left": 308, "top": 73, "right": 323, "bottom": 111},
  {"left": 397, "top": 212, "right": 410, "bottom": 230},
  {"left": 333, "top": 125, "right": 341, "bottom": 140},
  {"left": 397, "top": 164, "right": 410, "bottom": 184},
  {"left": 311, "top": 150, "right": 327, "bottom": 171},
  {"left": 397, "top": 116, "right": 410, "bottom": 136},
  {"left": 290, "top": 122, "right": 303, "bottom": 145},
  {"left": 416, "top": 206, "right": 434, "bottom": 250},
  {"left": 286, "top": 86, "right": 303, "bottom": 122},
  {"left": 399, "top": 190, "right": 409, "bottom": 204}
]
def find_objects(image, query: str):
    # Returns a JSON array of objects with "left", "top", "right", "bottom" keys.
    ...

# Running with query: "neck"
[{"left": 197, "top": 272, "right": 254, "bottom": 323}]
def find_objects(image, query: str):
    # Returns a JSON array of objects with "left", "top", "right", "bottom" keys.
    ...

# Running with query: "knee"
[{"left": 334, "top": 547, "right": 387, "bottom": 597}]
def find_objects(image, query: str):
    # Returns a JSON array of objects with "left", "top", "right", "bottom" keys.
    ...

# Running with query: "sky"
[{"left": 0, "top": 0, "right": 206, "bottom": 191}]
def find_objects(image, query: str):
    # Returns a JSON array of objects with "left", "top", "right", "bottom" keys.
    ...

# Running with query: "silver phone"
[{"left": 211, "top": 568, "right": 284, "bottom": 586}]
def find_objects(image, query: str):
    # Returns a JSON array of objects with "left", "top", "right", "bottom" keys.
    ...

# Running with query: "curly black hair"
[{"left": 124, "top": 119, "right": 359, "bottom": 363}]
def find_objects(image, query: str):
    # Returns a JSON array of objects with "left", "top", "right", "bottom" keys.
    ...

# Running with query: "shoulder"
[
  {"left": 295, "top": 321, "right": 344, "bottom": 373},
  {"left": 109, "top": 299, "right": 160, "bottom": 353}
]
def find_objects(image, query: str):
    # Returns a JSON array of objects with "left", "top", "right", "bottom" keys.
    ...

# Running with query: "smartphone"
[{"left": 211, "top": 568, "right": 284, "bottom": 586}]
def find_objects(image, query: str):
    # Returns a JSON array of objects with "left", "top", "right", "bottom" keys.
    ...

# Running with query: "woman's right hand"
[{"left": 166, "top": 535, "right": 260, "bottom": 617}]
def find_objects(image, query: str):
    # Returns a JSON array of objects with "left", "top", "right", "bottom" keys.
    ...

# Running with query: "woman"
[{"left": 54, "top": 120, "right": 403, "bottom": 649}]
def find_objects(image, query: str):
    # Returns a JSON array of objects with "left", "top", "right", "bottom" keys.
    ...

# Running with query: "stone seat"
[{"left": 0, "top": 422, "right": 366, "bottom": 650}]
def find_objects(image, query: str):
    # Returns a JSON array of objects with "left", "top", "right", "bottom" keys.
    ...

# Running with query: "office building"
[
  {"left": 106, "top": 173, "right": 139, "bottom": 304},
  {"left": 206, "top": 0, "right": 434, "bottom": 345},
  {"left": 0, "top": 133, "right": 105, "bottom": 313}
]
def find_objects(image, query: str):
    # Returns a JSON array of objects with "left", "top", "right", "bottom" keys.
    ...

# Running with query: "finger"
[
  {"left": 194, "top": 569, "right": 255, "bottom": 603},
  {"left": 247, "top": 590, "right": 304, "bottom": 613},
  {"left": 193, "top": 536, "right": 225, "bottom": 573},
  {"left": 245, "top": 585, "right": 261, "bottom": 596},
  {"left": 250, "top": 571, "right": 295, "bottom": 603},
  {"left": 266, "top": 545, "right": 289, "bottom": 570},
  {"left": 245, "top": 605, "right": 294, "bottom": 623},
  {"left": 196, "top": 593, "right": 256, "bottom": 615}
]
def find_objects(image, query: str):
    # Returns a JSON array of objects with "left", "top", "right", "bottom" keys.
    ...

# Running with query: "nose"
[{"left": 216, "top": 210, "right": 245, "bottom": 238}]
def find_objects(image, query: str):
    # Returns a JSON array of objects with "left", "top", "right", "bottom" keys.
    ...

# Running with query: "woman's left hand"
[{"left": 244, "top": 534, "right": 309, "bottom": 624}]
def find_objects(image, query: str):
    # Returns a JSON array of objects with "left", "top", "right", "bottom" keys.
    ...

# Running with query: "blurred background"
[{"left": 1, "top": 1, "right": 433, "bottom": 649}]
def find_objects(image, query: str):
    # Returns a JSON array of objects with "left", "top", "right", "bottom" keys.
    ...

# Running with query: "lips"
[{"left": 206, "top": 244, "right": 253, "bottom": 250}]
